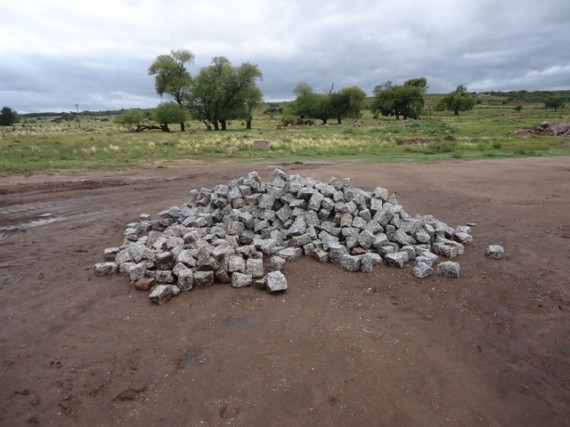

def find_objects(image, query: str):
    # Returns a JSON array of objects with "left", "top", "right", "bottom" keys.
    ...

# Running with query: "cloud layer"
[{"left": 1, "top": 0, "right": 569, "bottom": 112}]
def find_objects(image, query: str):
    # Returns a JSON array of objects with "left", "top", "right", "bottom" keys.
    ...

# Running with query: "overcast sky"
[{"left": 1, "top": 0, "right": 569, "bottom": 113}]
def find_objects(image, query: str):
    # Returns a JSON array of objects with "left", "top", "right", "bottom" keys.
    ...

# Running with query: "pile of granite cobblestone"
[{"left": 94, "top": 169, "right": 493, "bottom": 304}]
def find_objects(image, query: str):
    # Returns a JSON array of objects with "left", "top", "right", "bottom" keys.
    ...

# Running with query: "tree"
[
  {"left": 371, "top": 78, "right": 426, "bottom": 120},
  {"left": 329, "top": 86, "right": 366, "bottom": 124},
  {"left": 148, "top": 49, "right": 194, "bottom": 131},
  {"left": 545, "top": 97, "right": 564, "bottom": 112},
  {"left": 0, "top": 106, "right": 18, "bottom": 126},
  {"left": 291, "top": 84, "right": 329, "bottom": 123},
  {"left": 114, "top": 109, "right": 146, "bottom": 128},
  {"left": 152, "top": 102, "right": 188, "bottom": 132},
  {"left": 435, "top": 85, "right": 476, "bottom": 115},
  {"left": 244, "top": 87, "right": 263, "bottom": 130},
  {"left": 187, "top": 57, "right": 263, "bottom": 130},
  {"left": 289, "top": 83, "right": 367, "bottom": 125}
]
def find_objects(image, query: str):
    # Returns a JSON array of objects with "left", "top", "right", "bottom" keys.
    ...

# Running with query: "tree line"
[
  {"left": 116, "top": 48, "right": 482, "bottom": 132},
  {"left": 3, "top": 47, "right": 566, "bottom": 129}
]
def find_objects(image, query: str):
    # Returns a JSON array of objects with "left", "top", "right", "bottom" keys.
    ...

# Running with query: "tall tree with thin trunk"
[
  {"left": 187, "top": 57, "right": 263, "bottom": 130},
  {"left": 148, "top": 49, "right": 194, "bottom": 131}
]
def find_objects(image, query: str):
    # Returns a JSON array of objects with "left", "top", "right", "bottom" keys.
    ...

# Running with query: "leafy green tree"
[
  {"left": 0, "top": 106, "right": 18, "bottom": 126},
  {"left": 290, "top": 83, "right": 367, "bottom": 125},
  {"left": 114, "top": 109, "right": 146, "bottom": 127},
  {"left": 545, "top": 97, "right": 564, "bottom": 111},
  {"left": 292, "top": 88, "right": 328, "bottom": 123},
  {"left": 293, "top": 82, "right": 314, "bottom": 97},
  {"left": 372, "top": 78, "right": 426, "bottom": 120},
  {"left": 329, "top": 86, "right": 367, "bottom": 124},
  {"left": 244, "top": 87, "right": 263, "bottom": 129},
  {"left": 435, "top": 85, "right": 476, "bottom": 115},
  {"left": 148, "top": 49, "right": 194, "bottom": 131},
  {"left": 187, "top": 57, "right": 263, "bottom": 130},
  {"left": 404, "top": 77, "right": 428, "bottom": 90},
  {"left": 152, "top": 101, "right": 188, "bottom": 132},
  {"left": 290, "top": 83, "right": 332, "bottom": 124}
]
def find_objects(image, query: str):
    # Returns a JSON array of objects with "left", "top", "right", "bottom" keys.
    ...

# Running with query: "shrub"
[{"left": 280, "top": 114, "right": 296, "bottom": 126}]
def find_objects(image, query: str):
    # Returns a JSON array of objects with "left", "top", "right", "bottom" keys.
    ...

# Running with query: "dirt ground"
[{"left": 0, "top": 157, "right": 569, "bottom": 427}]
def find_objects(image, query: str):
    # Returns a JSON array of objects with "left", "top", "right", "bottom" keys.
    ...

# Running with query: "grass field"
[{"left": 1, "top": 97, "right": 569, "bottom": 175}]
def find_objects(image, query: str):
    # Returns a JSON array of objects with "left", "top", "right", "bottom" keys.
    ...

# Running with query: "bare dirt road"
[{"left": 1, "top": 157, "right": 569, "bottom": 426}]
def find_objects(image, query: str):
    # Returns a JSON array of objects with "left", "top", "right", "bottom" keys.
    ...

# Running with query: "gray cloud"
[{"left": 1, "top": 0, "right": 568, "bottom": 113}]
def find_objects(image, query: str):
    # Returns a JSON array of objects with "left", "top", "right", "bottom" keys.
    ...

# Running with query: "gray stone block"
[
  {"left": 485, "top": 245, "right": 505, "bottom": 260},
  {"left": 393, "top": 229, "right": 415, "bottom": 246},
  {"left": 289, "top": 199, "right": 306, "bottom": 209},
  {"left": 437, "top": 261, "right": 460, "bottom": 277},
  {"left": 312, "top": 248, "right": 329, "bottom": 263},
  {"left": 370, "top": 198, "right": 383, "bottom": 213},
  {"left": 115, "top": 248, "right": 132, "bottom": 266},
  {"left": 340, "top": 254, "right": 361, "bottom": 272},
  {"left": 375, "top": 209, "right": 393, "bottom": 227},
  {"left": 260, "top": 239, "right": 278, "bottom": 255},
  {"left": 373, "top": 187, "right": 389, "bottom": 201},
  {"left": 373, "top": 233, "right": 390, "bottom": 249},
  {"left": 454, "top": 232, "right": 473, "bottom": 244},
  {"left": 173, "top": 263, "right": 194, "bottom": 291},
  {"left": 401, "top": 245, "right": 416, "bottom": 260},
  {"left": 413, "top": 263, "right": 434, "bottom": 279},
  {"left": 126, "top": 262, "right": 147, "bottom": 283},
  {"left": 149, "top": 285, "right": 180, "bottom": 304},
  {"left": 328, "top": 244, "right": 349, "bottom": 264},
  {"left": 277, "top": 247, "right": 303, "bottom": 261},
  {"left": 433, "top": 242, "right": 459, "bottom": 259},
  {"left": 226, "top": 220, "right": 245, "bottom": 235},
  {"left": 232, "top": 272, "right": 253, "bottom": 288},
  {"left": 259, "top": 194, "right": 275, "bottom": 210},
  {"left": 291, "top": 233, "right": 312, "bottom": 247},
  {"left": 302, "top": 243, "right": 316, "bottom": 256},
  {"left": 246, "top": 258, "right": 264, "bottom": 279},
  {"left": 359, "top": 209, "right": 372, "bottom": 222},
  {"left": 266, "top": 271, "right": 288, "bottom": 293},
  {"left": 215, "top": 268, "right": 231, "bottom": 283},
  {"left": 364, "top": 220, "right": 382, "bottom": 234},
  {"left": 360, "top": 254, "right": 375, "bottom": 273},
  {"left": 147, "top": 270, "right": 175, "bottom": 284},
  {"left": 455, "top": 225, "right": 472, "bottom": 234},
  {"left": 94, "top": 262, "right": 117, "bottom": 276},
  {"left": 193, "top": 270, "right": 214, "bottom": 287},
  {"left": 269, "top": 256, "right": 286, "bottom": 271},
  {"left": 239, "top": 230, "right": 255, "bottom": 245},
  {"left": 357, "top": 230, "right": 375, "bottom": 250},
  {"left": 228, "top": 255, "right": 246, "bottom": 273},
  {"left": 276, "top": 205, "right": 292, "bottom": 223},
  {"left": 197, "top": 253, "right": 221, "bottom": 272},
  {"left": 414, "top": 230, "right": 431, "bottom": 244},
  {"left": 308, "top": 192, "right": 324, "bottom": 211},
  {"left": 437, "top": 237, "right": 465, "bottom": 255},
  {"left": 340, "top": 213, "right": 353, "bottom": 227},
  {"left": 103, "top": 247, "right": 121, "bottom": 262},
  {"left": 318, "top": 209, "right": 331, "bottom": 221},
  {"left": 352, "top": 216, "right": 367, "bottom": 230},
  {"left": 287, "top": 216, "right": 307, "bottom": 236},
  {"left": 416, "top": 253, "right": 437, "bottom": 267},
  {"left": 177, "top": 249, "right": 197, "bottom": 267},
  {"left": 385, "top": 251, "right": 410, "bottom": 268}
]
